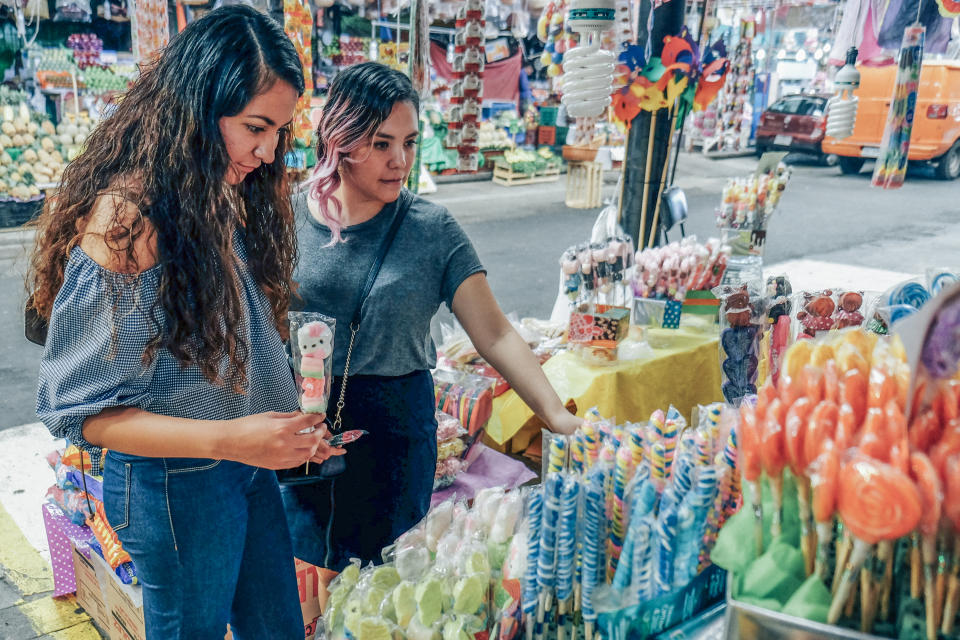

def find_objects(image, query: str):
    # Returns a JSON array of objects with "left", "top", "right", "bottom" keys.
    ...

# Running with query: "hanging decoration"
[
  {"left": 872, "top": 23, "right": 925, "bottom": 189},
  {"left": 444, "top": 0, "right": 486, "bottom": 173},
  {"left": 537, "top": 1, "right": 577, "bottom": 80},
  {"left": 129, "top": 0, "right": 169, "bottom": 63},
  {"left": 825, "top": 47, "right": 861, "bottom": 141}
]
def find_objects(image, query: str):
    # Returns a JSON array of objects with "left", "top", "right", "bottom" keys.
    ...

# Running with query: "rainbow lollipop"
[{"left": 548, "top": 435, "right": 568, "bottom": 474}]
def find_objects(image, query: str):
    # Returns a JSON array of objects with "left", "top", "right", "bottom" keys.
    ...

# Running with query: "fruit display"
[
  {"left": 66, "top": 33, "right": 104, "bottom": 70},
  {"left": 0, "top": 103, "right": 95, "bottom": 201}
]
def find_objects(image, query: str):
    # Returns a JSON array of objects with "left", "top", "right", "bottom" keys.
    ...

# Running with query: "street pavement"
[{"left": 0, "top": 151, "right": 957, "bottom": 637}]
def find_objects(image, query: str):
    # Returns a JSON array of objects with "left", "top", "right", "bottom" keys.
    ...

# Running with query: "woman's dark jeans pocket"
[{"left": 103, "top": 459, "right": 132, "bottom": 532}]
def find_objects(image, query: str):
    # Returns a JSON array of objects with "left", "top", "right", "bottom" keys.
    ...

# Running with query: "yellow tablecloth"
[{"left": 485, "top": 325, "right": 723, "bottom": 453}]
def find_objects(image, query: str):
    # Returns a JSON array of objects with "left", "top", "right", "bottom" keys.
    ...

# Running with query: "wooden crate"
[
  {"left": 565, "top": 161, "right": 604, "bottom": 208},
  {"left": 492, "top": 162, "right": 561, "bottom": 187}
]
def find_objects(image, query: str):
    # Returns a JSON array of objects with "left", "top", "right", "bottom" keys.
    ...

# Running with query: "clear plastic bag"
[{"left": 288, "top": 311, "right": 335, "bottom": 415}]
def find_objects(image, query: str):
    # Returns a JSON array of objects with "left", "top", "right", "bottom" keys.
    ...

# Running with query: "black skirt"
[{"left": 280, "top": 370, "right": 438, "bottom": 571}]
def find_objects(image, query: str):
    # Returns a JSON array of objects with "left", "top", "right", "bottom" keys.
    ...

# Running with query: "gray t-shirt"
[{"left": 293, "top": 189, "right": 486, "bottom": 377}]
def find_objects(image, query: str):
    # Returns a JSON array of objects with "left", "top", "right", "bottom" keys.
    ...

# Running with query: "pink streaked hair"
[{"left": 301, "top": 100, "right": 379, "bottom": 245}]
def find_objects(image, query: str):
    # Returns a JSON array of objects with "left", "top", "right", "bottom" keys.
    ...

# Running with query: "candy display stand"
[
  {"left": 724, "top": 579, "right": 888, "bottom": 640},
  {"left": 565, "top": 161, "right": 604, "bottom": 208}
]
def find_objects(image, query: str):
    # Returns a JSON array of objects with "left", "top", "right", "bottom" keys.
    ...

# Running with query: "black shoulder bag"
[{"left": 277, "top": 193, "right": 411, "bottom": 485}]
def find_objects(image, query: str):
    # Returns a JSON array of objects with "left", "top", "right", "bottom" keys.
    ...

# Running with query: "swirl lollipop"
[
  {"left": 556, "top": 475, "right": 580, "bottom": 640},
  {"left": 536, "top": 473, "right": 563, "bottom": 640},
  {"left": 810, "top": 442, "right": 839, "bottom": 580},
  {"left": 910, "top": 451, "right": 943, "bottom": 640},
  {"left": 523, "top": 491, "right": 542, "bottom": 640},
  {"left": 580, "top": 469, "right": 605, "bottom": 640},
  {"left": 828, "top": 456, "right": 922, "bottom": 625},
  {"left": 786, "top": 397, "right": 815, "bottom": 574},
  {"left": 841, "top": 368, "right": 869, "bottom": 429},
  {"left": 737, "top": 404, "right": 764, "bottom": 556},
  {"left": 760, "top": 398, "right": 787, "bottom": 538},
  {"left": 888, "top": 281, "right": 931, "bottom": 310},
  {"left": 940, "top": 454, "right": 960, "bottom": 635}
]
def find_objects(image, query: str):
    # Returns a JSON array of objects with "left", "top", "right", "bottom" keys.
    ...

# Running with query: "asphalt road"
[{"left": 1, "top": 151, "right": 957, "bottom": 432}]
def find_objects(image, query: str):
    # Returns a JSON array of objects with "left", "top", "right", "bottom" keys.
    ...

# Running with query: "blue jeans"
[{"left": 102, "top": 451, "right": 303, "bottom": 639}]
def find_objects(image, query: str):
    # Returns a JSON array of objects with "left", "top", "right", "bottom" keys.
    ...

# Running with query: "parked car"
[
  {"left": 756, "top": 93, "right": 835, "bottom": 164},
  {"left": 822, "top": 61, "right": 960, "bottom": 180}
]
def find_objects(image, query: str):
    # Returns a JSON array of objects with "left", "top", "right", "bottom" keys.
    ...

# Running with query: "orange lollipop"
[
  {"left": 859, "top": 408, "right": 891, "bottom": 463},
  {"left": 805, "top": 365, "right": 826, "bottom": 406},
  {"left": 781, "top": 367, "right": 807, "bottom": 407},
  {"left": 941, "top": 454, "right": 960, "bottom": 635},
  {"left": 810, "top": 443, "right": 840, "bottom": 579},
  {"left": 910, "top": 409, "right": 943, "bottom": 456},
  {"left": 756, "top": 381, "right": 778, "bottom": 419},
  {"left": 785, "top": 398, "right": 813, "bottom": 477},
  {"left": 761, "top": 399, "right": 788, "bottom": 538},
  {"left": 842, "top": 368, "right": 869, "bottom": 428},
  {"left": 824, "top": 360, "right": 841, "bottom": 404},
  {"left": 829, "top": 456, "right": 922, "bottom": 624},
  {"left": 837, "top": 404, "right": 858, "bottom": 452},
  {"left": 805, "top": 401, "right": 839, "bottom": 477},
  {"left": 911, "top": 451, "right": 943, "bottom": 640},
  {"left": 868, "top": 369, "right": 897, "bottom": 411},
  {"left": 738, "top": 404, "right": 765, "bottom": 555},
  {"left": 933, "top": 381, "right": 960, "bottom": 428}
]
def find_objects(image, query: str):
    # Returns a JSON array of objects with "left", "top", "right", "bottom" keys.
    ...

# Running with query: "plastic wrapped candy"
[
  {"left": 288, "top": 311, "right": 335, "bottom": 415},
  {"left": 714, "top": 284, "right": 761, "bottom": 404}
]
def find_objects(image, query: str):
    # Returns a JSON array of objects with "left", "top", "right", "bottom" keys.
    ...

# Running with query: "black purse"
[
  {"left": 25, "top": 296, "right": 49, "bottom": 346},
  {"left": 276, "top": 193, "right": 411, "bottom": 485}
]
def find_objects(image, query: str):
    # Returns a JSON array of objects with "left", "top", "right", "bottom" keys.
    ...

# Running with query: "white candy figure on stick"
[{"left": 297, "top": 320, "right": 333, "bottom": 413}]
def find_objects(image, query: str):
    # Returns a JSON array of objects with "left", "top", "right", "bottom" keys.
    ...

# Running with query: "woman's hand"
[
  {"left": 225, "top": 411, "right": 333, "bottom": 469},
  {"left": 547, "top": 409, "right": 584, "bottom": 437}
]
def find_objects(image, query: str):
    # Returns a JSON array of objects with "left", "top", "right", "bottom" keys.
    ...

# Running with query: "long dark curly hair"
[{"left": 26, "top": 5, "right": 305, "bottom": 392}]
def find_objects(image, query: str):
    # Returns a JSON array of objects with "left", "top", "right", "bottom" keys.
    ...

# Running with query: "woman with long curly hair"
[
  {"left": 282, "top": 62, "right": 582, "bottom": 603},
  {"left": 28, "top": 6, "right": 342, "bottom": 638}
]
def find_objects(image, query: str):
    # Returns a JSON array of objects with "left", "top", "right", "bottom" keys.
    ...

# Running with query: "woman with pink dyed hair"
[{"left": 281, "top": 62, "right": 581, "bottom": 601}]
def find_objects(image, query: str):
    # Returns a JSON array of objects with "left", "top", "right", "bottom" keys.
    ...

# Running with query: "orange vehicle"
[{"left": 822, "top": 61, "right": 960, "bottom": 180}]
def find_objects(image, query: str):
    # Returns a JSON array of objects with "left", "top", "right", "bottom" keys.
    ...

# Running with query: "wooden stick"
[
  {"left": 770, "top": 474, "right": 784, "bottom": 540},
  {"left": 637, "top": 110, "right": 659, "bottom": 249},
  {"left": 912, "top": 533, "right": 923, "bottom": 599},
  {"left": 748, "top": 480, "right": 764, "bottom": 557},
  {"left": 937, "top": 531, "right": 950, "bottom": 629},
  {"left": 647, "top": 104, "right": 679, "bottom": 249},
  {"left": 942, "top": 537, "right": 960, "bottom": 635},
  {"left": 558, "top": 600, "right": 567, "bottom": 640},
  {"left": 833, "top": 529, "right": 852, "bottom": 596},
  {"left": 798, "top": 480, "right": 815, "bottom": 577},
  {"left": 829, "top": 538, "right": 870, "bottom": 625},
  {"left": 815, "top": 521, "right": 833, "bottom": 580},
  {"left": 859, "top": 552, "right": 873, "bottom": 632},
  {"left": 880, "top": 540, "right": 894, "bottom": 622},
  {"left": 923, "top": 535, "right": 938, "bottom": 640}
]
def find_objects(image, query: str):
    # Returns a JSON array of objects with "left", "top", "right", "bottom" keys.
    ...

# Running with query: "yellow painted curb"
[
  {"left": 0, "top": 501, "right": 52, "bottom": 596},
  {"left": 19, "top": 594, "right": 92, "bottom": 636}
]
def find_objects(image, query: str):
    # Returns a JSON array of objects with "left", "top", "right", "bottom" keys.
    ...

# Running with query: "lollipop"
[
  {"left": 760, "top": 398, "right": 787, "bottom": 538},
  {"left": 888, "top": 281, "right": 931, "bottom": 310},
  {"left": 555, "top": 476, "right": 580, "bottom": 640},
  {"left": 786, "top": 397, "right": 815, "bottom": 575},
  {"left": 810, "top": 443, "right": 839, "bottom": 580},
  {"left": 523, "top": 491, "right": 543, "bottom": 640},
  {"left": 828, "top": 456, "right": 922, "bottom": 625},
  {"left": 910, "top": 451, "right": 943, "bottom": 640},
  {"left": 940, "top": 454, "right": 960, "bottom": 635},
  {"left": 841, "top": 368, "right": 869, "bottom": 428},
  {"left": 536, "top": 473, "right": 563, "bottom": 640},
  {"left": 580, "top": 469, "right": 605, "bottom": 640},
  {"left": 548, "top": 436, "right": 568, "bottom": 474}
]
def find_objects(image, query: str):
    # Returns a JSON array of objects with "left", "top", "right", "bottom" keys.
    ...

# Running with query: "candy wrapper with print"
[{"left": 289, "top": 311, "right": 336, "bottom": 416}]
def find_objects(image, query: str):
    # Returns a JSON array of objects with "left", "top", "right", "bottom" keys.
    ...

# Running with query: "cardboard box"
[
  {"left": 295, "top": 558, "right": 323, "bottom": 640},
  {"left": 80, "top": 547, "right": 321, "bottom": 640},
  {"left": 568, "top": 305, "right": 631, "bottom": 347},
  {"left": 72, "top": 544, "right": 109, "bottom": 630}
]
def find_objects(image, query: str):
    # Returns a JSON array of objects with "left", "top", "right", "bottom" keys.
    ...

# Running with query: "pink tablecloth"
[{"left": 431, "top": 443, "right": 537, "bottom": 507}]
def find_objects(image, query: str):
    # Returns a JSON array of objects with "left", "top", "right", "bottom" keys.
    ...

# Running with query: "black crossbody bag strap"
[{"left": 329, "top": 191, "right": 411, "bottom": 434}]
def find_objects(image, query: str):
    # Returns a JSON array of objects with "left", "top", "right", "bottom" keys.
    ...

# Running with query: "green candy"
[
  {"left": 416, "top": 577, "right": 444, "bottom": 626},
  {"left": 453, "top": 574, "right": 486, "bottom": 614},
  {"left": 356, "top": 617, "right": 393, "bottom": 640},
  {"left": 442, "top": 617, "right": 470, "bottom": 640},
  {"left": 372, "top": 566, "right": 401, "bottom": 591},
  {"left": 362, "top": 587, "right": 387, "bottom": 615},
  {"left": 392, "top": 581, "right": 417, "bottom": 627},
  {"left": 741, "top": 539, "right": 805, "bottom": 606}
]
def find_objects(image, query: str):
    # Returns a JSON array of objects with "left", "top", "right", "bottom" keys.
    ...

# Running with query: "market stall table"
[{"left": 485, "top": 324, "right": 724, "bottom": 453}]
